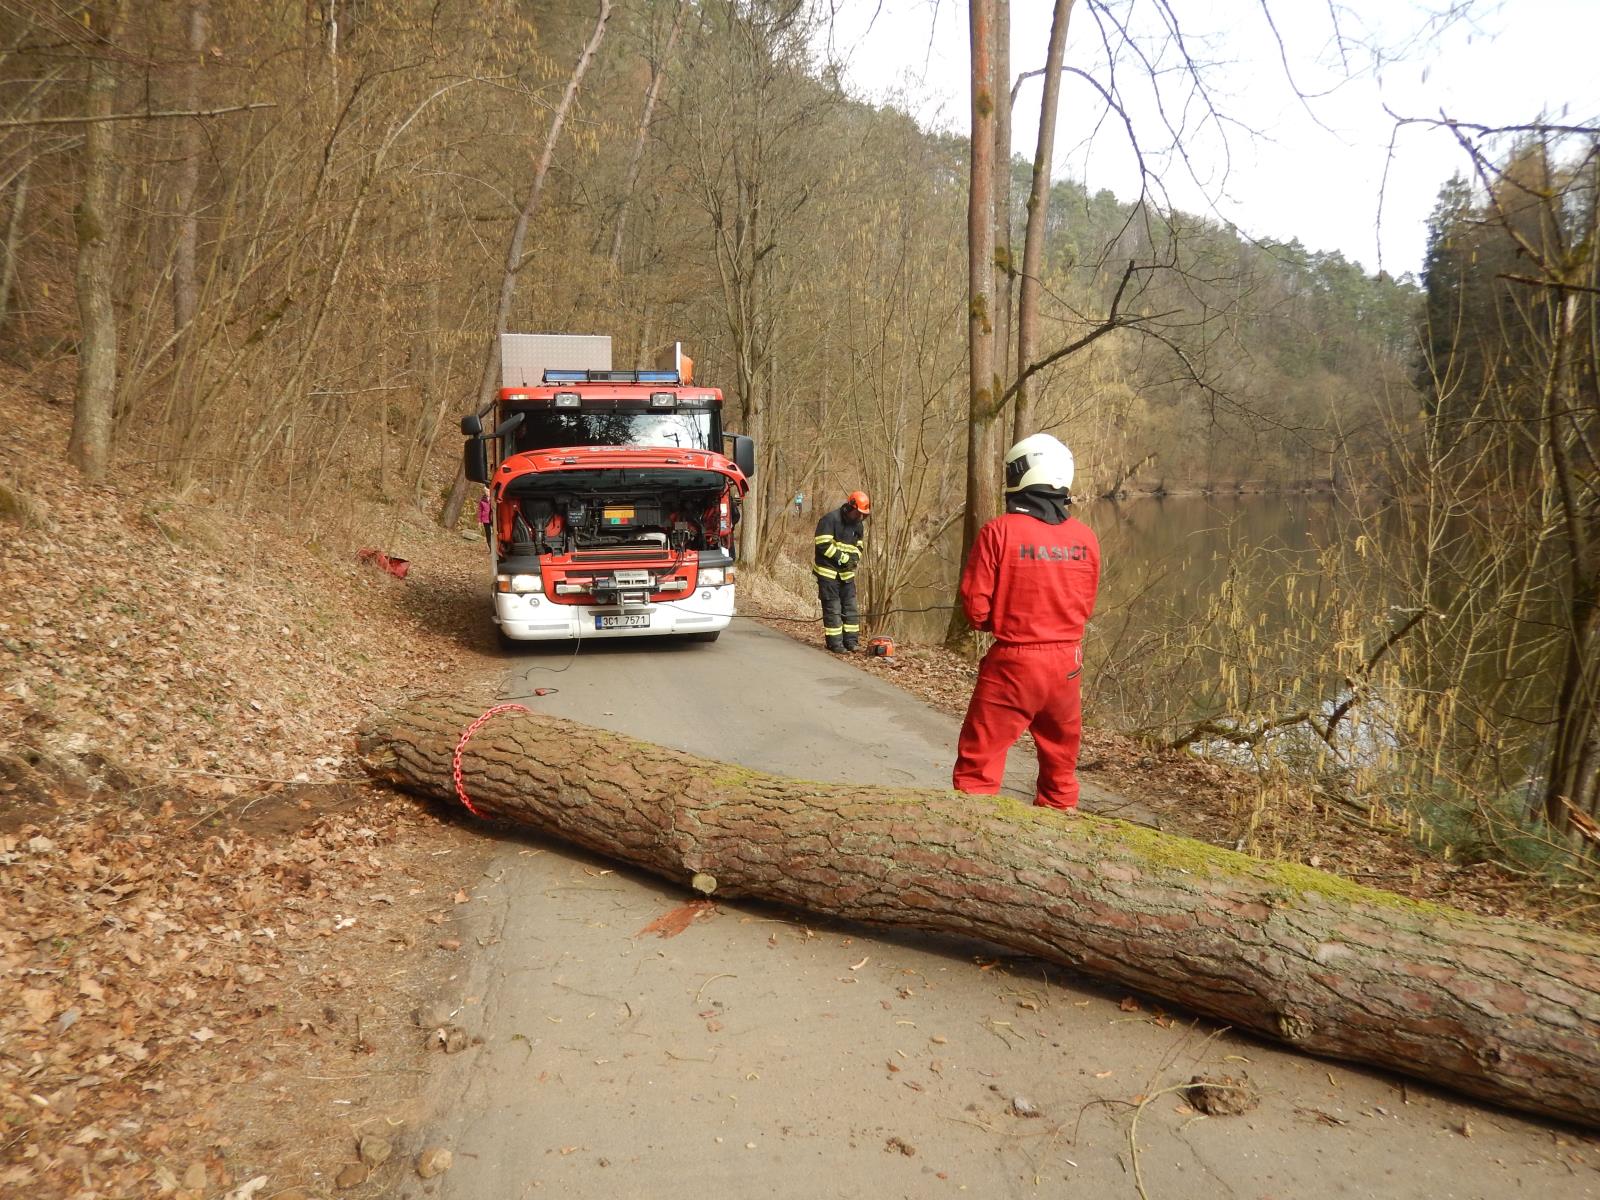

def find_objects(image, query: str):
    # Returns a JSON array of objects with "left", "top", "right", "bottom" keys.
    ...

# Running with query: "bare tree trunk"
[
  {"left": 1543, "top": 283, "right": 1600, "bottom": 828},
  {"left": 1543, "top": 591, "right": 1600, "bottom": 826},
  {"left": 67, "top": 0, "right": 126, "bottom": 481},
  {"left": 406, "top": 193, "right": 448, "bottom": 509},
  {"left": 325, "top": 0, "right": 340, "bottom": 95},
  {"left": 1013, "top": 0, "right": 1073, "bottom": 441},
  {"left": 717, "top": 286, "right": 768, "bottom": 565},
  {"left": 0, "top": 67, "right": 60, "bottom": 332},
  {"left": 440, "top": 0, "right": 612, "bottom": 530},
  {"left": 744, "top": 346, "right": 771, "bottom": 568},
  {"left": 609, "top": 0, "right": 687, "bottom": 274},
  {"left": 171, "top": 0, "right": 206, "bottom": 349},
  {"left": 359, "top": 698, "right": 1600, "bottom": 1131},
  {"left": 991, "top": 0, "right": 1012, "bottom": 389},
  {"left": 0, "top": 143, "right": 31, "bottom": 331},
  {"left": 947, "top": 0, "right": 998, "bottom": 649}
]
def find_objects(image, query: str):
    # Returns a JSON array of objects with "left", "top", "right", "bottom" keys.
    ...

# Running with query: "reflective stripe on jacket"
[{"left": 814, "top": 505, "right": 866, "bottom": 581}]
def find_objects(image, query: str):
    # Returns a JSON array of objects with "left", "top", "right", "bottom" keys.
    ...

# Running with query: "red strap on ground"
[
  {"left": 451, "top": 703, "right": 531, "bottom": 817},
  {"left": 357, "top": 547, "right": 411, "bottom": 579}
]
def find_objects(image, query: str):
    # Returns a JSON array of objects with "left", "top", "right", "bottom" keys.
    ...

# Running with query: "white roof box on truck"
[{"left": 500, "top": 333, "right": 612, "bottom": 388}]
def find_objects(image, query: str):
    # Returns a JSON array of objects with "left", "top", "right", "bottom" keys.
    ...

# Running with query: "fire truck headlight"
[
  {"left": 699, "top": 567, "right": 725, "bottom": 587},
  {"left": 498, "top": 574, "right": 542, "bottom": 593}
]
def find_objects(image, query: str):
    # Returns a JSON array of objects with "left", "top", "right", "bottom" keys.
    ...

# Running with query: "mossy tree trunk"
[{"left": 359, "top": 698, "right": 1600, "bottom": 1130}]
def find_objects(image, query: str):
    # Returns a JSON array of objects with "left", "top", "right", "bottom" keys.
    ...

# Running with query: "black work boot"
[{"left": 826, "top": 637, "right": 845, "bottom": 653}]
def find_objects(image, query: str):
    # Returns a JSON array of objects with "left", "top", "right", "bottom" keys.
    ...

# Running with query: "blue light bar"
[{"left": 540, "top": 369, "right": 682, "bottom": 385}]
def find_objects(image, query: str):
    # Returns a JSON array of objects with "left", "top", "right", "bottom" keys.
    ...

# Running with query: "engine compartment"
[{"left": 501, "top": 469, "right": 733, "bottom": 556}]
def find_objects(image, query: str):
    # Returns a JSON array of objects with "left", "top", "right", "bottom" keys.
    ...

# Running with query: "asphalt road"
[
  {"left": 398, "top": 619, "right": 1594, "bottom": 1200},
  {"left": 496, "top": 618, "right": 1143, "bottom": 817},
  {"left": 502, "top": 618, "right": 1027, "bottom": 793}
]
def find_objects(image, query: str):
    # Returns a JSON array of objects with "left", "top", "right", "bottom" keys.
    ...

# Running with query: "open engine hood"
[{"left": 494, "top": 444, "right": 747, "bottom": 495}]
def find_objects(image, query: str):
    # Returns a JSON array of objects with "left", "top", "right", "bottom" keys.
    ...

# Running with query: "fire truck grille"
[{"left": 571, "top": 549, "right": 673, "bottom": 564}]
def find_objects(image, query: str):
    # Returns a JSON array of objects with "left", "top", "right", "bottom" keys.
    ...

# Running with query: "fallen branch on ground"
[{"left": 358, "top": 697, "right": 1600, "bottom": 1129}]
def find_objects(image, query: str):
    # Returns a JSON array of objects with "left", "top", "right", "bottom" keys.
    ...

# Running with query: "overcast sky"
[{"left": 825, "top": 0, "right": 1600, "bottom": 278}]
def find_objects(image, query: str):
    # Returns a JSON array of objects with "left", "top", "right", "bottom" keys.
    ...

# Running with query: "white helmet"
[{"left": 1004, "top": 433, "right": 1075, "bottom": 493}]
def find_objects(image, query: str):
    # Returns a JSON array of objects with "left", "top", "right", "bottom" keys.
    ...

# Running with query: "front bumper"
[{"left": 494, "top": 586, "right": 736, "bottom": 641}]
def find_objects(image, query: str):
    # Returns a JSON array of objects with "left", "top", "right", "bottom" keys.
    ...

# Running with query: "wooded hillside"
[{"left": 1, "top": 0, "right": 1416, "bottom": 541}]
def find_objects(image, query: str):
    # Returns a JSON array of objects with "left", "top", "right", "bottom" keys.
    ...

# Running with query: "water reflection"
[
  {"left": 891, "top": 495, "right": 1343, "bottom": 646},
  {"left": 1092, "top": 493, "right": 1345, "bottom": 648},
  {"left": 889, "top": 495, "right": 1557, "bottom": 793}
]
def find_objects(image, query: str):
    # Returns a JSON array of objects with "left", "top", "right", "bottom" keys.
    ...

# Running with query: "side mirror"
[
  {"left": 493, "top": 411, "right": 525, "bottom": 439},
  {"left": 464, "top": 439, "right": 489, "bottom": 485},
  {"left": 460, "top": 413, "right": 483, "bottom": 436},
  {"left": 730, "top": 434, "right": 756, "bottom": 479}
]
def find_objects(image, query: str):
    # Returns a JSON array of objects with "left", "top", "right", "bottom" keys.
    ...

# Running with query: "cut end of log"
[{"left": 690, "top": 872, "right": 718, "bottom": 896}]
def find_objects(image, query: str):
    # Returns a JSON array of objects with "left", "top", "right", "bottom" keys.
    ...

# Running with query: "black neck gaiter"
[{"left": 1006, "top": 486, "right": 1071, "bottom": 525}]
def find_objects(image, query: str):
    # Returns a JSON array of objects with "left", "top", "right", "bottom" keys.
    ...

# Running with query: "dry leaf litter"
[{"left": 2, "top": 367, "right": 499, "bottom": 1198}]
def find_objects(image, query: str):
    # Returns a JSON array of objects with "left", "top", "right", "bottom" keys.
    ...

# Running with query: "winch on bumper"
[{"left": 493, "top": 564, "right": 735, "bottom": 640}]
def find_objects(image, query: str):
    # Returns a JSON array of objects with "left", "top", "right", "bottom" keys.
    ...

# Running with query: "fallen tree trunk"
[{"left": 358, "top": 698, "right": 1600, "bottom": 1129}]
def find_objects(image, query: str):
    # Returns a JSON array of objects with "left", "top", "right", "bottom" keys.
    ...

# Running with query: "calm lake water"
[
  {"left": 885, "top": 494, "right": 1557, "bottom": 792},
  {"left": 889, "top": 495, "right": 1346, "bottom": 647}
]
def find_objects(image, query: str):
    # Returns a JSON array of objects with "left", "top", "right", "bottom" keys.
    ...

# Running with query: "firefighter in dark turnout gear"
[
  {"left": 953, "top": 435, "right": 1100, "bottom": 810},
  {"left": 814, "top": 491, "right": 870, "bottom": 652}
]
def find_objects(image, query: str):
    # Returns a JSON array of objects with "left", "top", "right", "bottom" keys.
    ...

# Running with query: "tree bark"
[
  {"left": 67, "top": 0, "right": 126, "bottom": 482},
  {"left": 947, "top": 0, "right": 999, "bottom": 650},
  {"left": 991, "top": 0, "right": 1013, "bottom": 389},
  {"left": 359, "top": 697, "right": 1600, "bottom": 1131},
  {"left": 171, "top": 0, "right": 206, "bottom": 350},
  {"left": 1540, "top": 187, "right": 1600, "bottom": 829},
  {"left": 1013, "top": 0, "right": 1074, "bottom": 441}
]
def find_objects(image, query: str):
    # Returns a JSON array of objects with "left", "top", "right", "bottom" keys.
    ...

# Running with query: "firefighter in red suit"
[{"left": 953, "top": 433, "right": 1100, "bottom": 811}]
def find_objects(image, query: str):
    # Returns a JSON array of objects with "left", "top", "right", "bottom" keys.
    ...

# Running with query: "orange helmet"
[{"left": 846, "top": 490, "right": 871, "bottom": 515}]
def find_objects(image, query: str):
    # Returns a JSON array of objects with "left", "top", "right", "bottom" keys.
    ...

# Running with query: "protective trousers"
[
  {"left": 816, "top": 575, "right": 860, "bottom": 652},
  {"left": 953, "top": 642, "right": 1083, "bottom": 809}
]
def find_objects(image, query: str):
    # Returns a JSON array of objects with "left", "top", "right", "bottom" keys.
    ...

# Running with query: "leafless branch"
[
  {"left": 0, "top": 102, "right": 276, "bottom": 130},
  {"left": 991, "top": 258, "right": 1153, "bottom": 418}
]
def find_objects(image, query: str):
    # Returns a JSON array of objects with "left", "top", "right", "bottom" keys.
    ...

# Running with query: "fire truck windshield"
[{"left": 512, "top": 409, "right": 718, "bottom": 454}]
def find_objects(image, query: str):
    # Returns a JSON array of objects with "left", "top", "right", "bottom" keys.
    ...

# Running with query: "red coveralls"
[{"left": 952, "top": 512, "right": 1101, "bottom": 809}]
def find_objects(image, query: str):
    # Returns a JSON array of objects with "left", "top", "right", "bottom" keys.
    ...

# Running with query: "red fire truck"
[{"left": 463, "top": 335, "right": 755, "bottom": 645}]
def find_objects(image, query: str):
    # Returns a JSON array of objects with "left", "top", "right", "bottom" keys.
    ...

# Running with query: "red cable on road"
[{"left": 451, "top": 703, "right": 532, "bottom": 817}]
